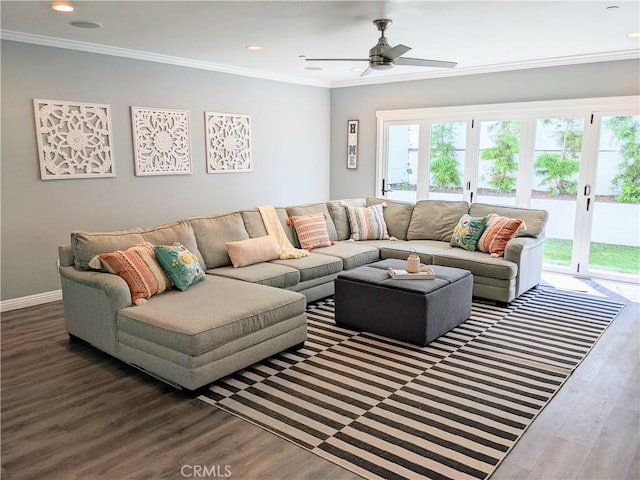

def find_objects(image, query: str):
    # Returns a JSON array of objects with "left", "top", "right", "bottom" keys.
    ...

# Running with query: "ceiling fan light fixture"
[
  {"left": 370, "top": 62, "right": 394, "bottom": 71},
  {"left": 50, "top": 1, "right": 75, "bottom": 13}
]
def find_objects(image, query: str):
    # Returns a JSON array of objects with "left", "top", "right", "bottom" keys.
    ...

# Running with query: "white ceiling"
[{"left": 2, "top": 0, "right": 639, "bottom": 88}]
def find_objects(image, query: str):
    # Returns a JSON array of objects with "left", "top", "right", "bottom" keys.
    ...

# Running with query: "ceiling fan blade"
[
  {"left": 305, "top": 58, "right": 370, "bottom": 62},
  {"left": 360, "top": 66, "right": 373, "bottom": 77},
  {"left": 384, "top": 44, "right": 411, "bottom": 61},
  {"left": 395, "top": 57, "right": 457, "bottom": 68}
]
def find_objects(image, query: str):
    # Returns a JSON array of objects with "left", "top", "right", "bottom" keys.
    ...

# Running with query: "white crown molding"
[
  {"left": 1, "top": 290, "right": 62, "bottom": 314},
  {"left": 0, "top": 30, "right": 331, "bottom": 88},
  {"left": 2, "top": 29, "right": 638, "bottom": 89},
  {"left": 330, "top": 49, "right": 640, "bottom": 88}
]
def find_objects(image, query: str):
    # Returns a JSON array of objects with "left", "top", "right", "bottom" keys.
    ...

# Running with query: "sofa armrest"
[
  {"left": 59, "top": 266, "right": 131, "bottom": 356},
  {"left": 504, "top": 235, "right": 545, "bottom": 297}
]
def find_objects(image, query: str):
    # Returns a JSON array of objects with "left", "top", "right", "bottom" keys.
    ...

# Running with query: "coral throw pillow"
[
  {"left": 345, "top": 204, "right": 390, "bottom": 241},
  {"left": 477, "top": 213, "right": 527, "bottom": 257},
  {"left": 289, "top": 213, "right": 334, "bottom": 250},
  {"left": 450, "top": 214, "right": 488, "bottom": 251},
  {"left": 154, "top": 243, "right": 205, "bottom": 291},
  {"left": 90, "top": 242, "right": 172, "bottom": 305}
]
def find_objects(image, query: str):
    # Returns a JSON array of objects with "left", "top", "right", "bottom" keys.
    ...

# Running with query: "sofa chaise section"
[
  {"left": 58, "top": 220, "right": 307, "bottom": 391},
  {"left": 116, "top": 277, "right": 306, "bottom": 391}
]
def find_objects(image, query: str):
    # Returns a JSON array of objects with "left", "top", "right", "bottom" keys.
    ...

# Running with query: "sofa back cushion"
[
  {"left": 71, "top": 220, "right": 202, "bottom": 271},
  {"left": 286, "top": 203, "right": 338, "bottom": 241},
  {"left": 189, "top": 212, "right": 249, "bottom": 268},
  {"left": 241, "top": 207, "right": 296, "bottom": 244},
  {"left": 366, "top": 197, "right": 414, "bottom": 240},
  {"left": 407, "top": 200, "right": 470, "bottom": 241},
  {"left": 327, "top": 199, "right": 366, "bottom": 240},
  {"left": 469, "top": 203, "right": 548, "bottom": 237}
]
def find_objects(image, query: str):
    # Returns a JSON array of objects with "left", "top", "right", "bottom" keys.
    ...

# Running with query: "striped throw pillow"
[
  {"left": 477, "top": 213, "right": 527, "bottom": 257},
  {"left": 289, "top": 213, "right": 333, "bottom": 250},
  {"left": 90, "top": 242, "right": 172, "bottom": 305},
  {"left": 345, "top": 204, "right": 390, "bottom": 241}
]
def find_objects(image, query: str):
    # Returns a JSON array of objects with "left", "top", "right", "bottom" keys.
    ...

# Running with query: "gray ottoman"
[{"left": 334, "top": 259, "right": 473, "bottom": 346}]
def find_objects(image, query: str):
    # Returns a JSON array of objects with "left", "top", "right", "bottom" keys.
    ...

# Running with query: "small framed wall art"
[
  {"left": 33, "top": 99, "right": 115, "bottom": 180},
  {"left": 205, "top": 112, "right": 252, "bottom": 173},
  {"left": 347, "top": 119, "right": 359, "bottom": 169},
  {"left": 131, "top": 106, "right": 192, "bottom": 176}
]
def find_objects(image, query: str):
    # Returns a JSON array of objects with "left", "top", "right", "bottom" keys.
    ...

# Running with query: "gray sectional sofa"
[{"left": 58, "top": 197, "right": 548, "bottom": 391}]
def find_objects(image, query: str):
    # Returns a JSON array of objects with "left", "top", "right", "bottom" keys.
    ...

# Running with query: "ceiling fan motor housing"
[{"left": 370, "top": 19, "right": 394, "bottom": 69}]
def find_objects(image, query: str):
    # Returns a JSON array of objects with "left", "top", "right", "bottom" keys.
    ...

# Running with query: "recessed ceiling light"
[
  {"left": 51, "top": 1, "right": 75, "bottom": 12},
  {"left": 245, "top": 44, "right": 263, "bottom": 51},
  {"left": 629, "top": 31, "right": 640, "bottom": 38},
  {"left": 69, "top": 20, "right": 102, "bottom": 29},
  {"left": 304, "top": 66, "right": 323, "bottom": 71},
  {"left": 606, "top": 5, "right": 620, "bottom": 9}
]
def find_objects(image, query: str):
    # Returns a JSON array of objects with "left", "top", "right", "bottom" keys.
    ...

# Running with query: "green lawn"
[{"left": 544, "top": 238, "right": 640, "bottom": 275}]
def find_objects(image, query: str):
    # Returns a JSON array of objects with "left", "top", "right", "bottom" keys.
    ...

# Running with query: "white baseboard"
[{"left": 1, "top": 290, "right": 63, "bottom": 314}]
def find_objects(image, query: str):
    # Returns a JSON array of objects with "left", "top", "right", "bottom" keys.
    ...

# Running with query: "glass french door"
[
  {"left": 383, "top": 123, "right": 419, "bottom": 203},
  {"left": 428, "top": 122, "right": 467, "bottom": 201},
  {"left": 476, "top": 120, "right": 521, "bottom": 206},
  {"left": 584, "top": 115, "right": 640, "bottom": 279},
  {"left": 530, "top": 117, "right": 585, "bottom": 270},
  {"left": 381, "top": 121, "right": 468, "bottom": 203}
]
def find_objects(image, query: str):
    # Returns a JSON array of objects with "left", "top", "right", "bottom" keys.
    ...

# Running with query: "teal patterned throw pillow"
[
  {"left": 154, "top": 243, "right": 205, "bottom": 291},
  {"left": 450, "top": 214, "right": 488, "bottom": 251}
]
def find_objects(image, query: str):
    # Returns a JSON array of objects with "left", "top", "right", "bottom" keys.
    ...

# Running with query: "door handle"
[{"left": 381, "top": 179, "right": 392, "bottom": 196}]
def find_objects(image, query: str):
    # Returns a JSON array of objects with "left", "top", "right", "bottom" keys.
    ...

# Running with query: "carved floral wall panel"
[
  {"left": 33, "top": 99, "right": 115, "bottom": 180},
  {"left": 131, "top": 107, "right": 192, "bottom": 176},
  {"left": 205, "top": 112, "right": 252, "bottom": 173}
]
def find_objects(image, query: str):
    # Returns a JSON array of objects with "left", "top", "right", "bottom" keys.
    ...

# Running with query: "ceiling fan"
[{"left": 305, "top": 19, "right": 457, "bottom": 76}]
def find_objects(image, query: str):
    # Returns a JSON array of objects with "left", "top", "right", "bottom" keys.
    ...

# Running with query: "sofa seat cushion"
[
  {"left": 380, "top": 240, "right": 453, "bottom": 264},
  {"left": 271, "top": 252, "right": 343, "bottom": 282},
  {"left": 433, "top": 248, "right": 517, "bottom": 280},
  {"left": 353, "top": 239, "right": 402, "bottom": 250},
  {"left": 207, "top": 262, "right": 300, "bottom": 288},
  {"left": 312, "top": 241, "right": 380, "bottom": 270},
  {"left": 117, "top": 277, "right": 306, "bottom": 357}
]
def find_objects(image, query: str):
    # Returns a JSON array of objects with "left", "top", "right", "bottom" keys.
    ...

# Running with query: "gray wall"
[
  {"left": 1, "top": 41, "right": 330, "bottom": 301},
  {"left": 329, "top": 59, "right": 640, "bottom": 199}
]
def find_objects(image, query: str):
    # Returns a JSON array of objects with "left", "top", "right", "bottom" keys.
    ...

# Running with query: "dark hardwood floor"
[{"left": 1, "top": 284, "right": 638, "bottom": 480}]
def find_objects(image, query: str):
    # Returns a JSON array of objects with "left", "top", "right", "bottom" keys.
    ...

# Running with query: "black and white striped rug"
[{"left": 199, "top": 287, "right": 624, "bottom": 480}]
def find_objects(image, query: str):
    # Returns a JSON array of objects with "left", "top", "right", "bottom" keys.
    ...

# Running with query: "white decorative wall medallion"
[
  {"left": 205, "top": 112, "right": 252, "bottom": 173},
  {"left": 33, "top": 99, "right": 115, "bottom": 180},
  {"left": 131, "top": 107, "right": 192, "bottom": 176}
]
